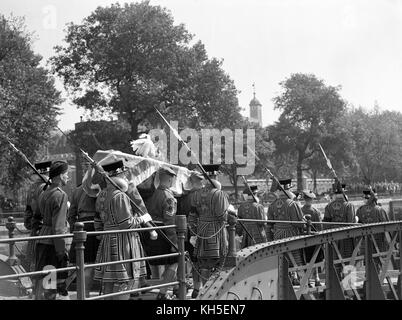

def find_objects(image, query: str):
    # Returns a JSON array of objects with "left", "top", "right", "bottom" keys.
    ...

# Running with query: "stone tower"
[{"left": 249, "top": 83, "right": 262, "bottom": 127}]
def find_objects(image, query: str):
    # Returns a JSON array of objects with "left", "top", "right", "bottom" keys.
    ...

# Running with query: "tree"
[
  {"left": 270, "top": 73, "right": 347, "bottom": 191},
  {"left": 220, "top": 121, "right": 275, "bottom": 200},
  {"left": 70, "top": 120, "right": 132, "bottom": 157},
  {"left": 51, "top": 1, "right": 242, "bottom": 137},
  {"left": 0, "top": 15, "right": 61, "bottom": 192},
  {"left": 345, "top": 107, "right": 402, "bottom": 184}
]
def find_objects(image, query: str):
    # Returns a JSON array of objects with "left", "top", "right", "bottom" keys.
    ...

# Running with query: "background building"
[{"left": 249, "top": 83, "right": 262, "bottom": 127}]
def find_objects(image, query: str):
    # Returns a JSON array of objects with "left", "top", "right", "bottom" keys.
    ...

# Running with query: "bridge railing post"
[
  {"left": 176, "top": 215, "right": 187, "bottom": 300},
  {"left": 324, "top": 242, "right": 344, "bottom": 300},
  {"left": 74, "top": 222, "right": 87, "bottom": 300},
  {"left": 304, "top": 214, "right": 312, "bottom": 235},
  {"left": 225, "top": 213, "right": 238, "bottom": 267},
  {"left": 399, "top": 230, "right": 402, "bottom": 300},
  {"left": 364, "top": 235, "right": 371, "bottom": 299},
  {"left": 6, "top": 216, "right": 18, "bottom": 266}
]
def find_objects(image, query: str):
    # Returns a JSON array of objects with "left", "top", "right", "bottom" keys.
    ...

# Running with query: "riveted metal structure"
[{"left": 197, "top": 222, "right": 402, "bottom": 300}]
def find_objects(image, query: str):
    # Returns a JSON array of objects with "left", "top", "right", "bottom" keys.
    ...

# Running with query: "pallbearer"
[
  {"left": 236, "top": 185, "right": 267, "bottom": 248},
  {"left": 301, "top": 190, "right": 323, "bottom": 287},
  {"left": 188, "top": 165, "right": 236, "bottom": 291},
  {"left": 143, "top": 167, "right": 179, "bottom": 300},
  {"left": 323, "top": 182, "right": 356, "bottom": 275},
  {"left": 68, "top": 178, "right": 100, "bottom": 297},
  {"left": 94, "top": 160, "right": 151, "bottom": 300},
  {"left": 356, "top": 188, "right": 389, "bottom": 258},
  {"left": 267, "top": 178, "right": 305, "bottom": 284},
  {"left": 177, "top": 171, "right": 205, "bottom": 298},
  {"left": 24, "top": 161, "right": 51, "bottom": 273},
  {"left": 35, "top": 161, "right": 70, "bottom": 300}
]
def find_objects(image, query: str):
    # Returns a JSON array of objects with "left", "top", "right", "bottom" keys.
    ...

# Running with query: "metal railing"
[
  {"left": 0, "top": 215, "right": 188, "bottom": 300},
  {"left": 199, "top": 216, "right": 402, "bottom": 300},
  {"left": 2, "top": 211, "right": 400, "bottom": 300}
]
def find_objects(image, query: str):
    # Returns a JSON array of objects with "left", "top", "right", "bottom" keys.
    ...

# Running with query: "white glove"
[
  {"left": 227, "top": 204, "right": 237, "bottom": 216},
  {"left": 141, "top": 213, "right": 153, "bottom": 224},
  {"left": 150, "top": 230, "right": 158, "bottom": 240},
  {"left": 190, "top": 236, "right": 197, "bottom": 247}
]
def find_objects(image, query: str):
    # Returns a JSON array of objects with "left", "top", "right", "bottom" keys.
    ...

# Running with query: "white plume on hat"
[{"left": 130, "top": 134, "right": 160, "bottom": 159}]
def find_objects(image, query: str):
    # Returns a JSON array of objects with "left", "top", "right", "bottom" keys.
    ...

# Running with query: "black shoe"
[
  {"left": 191, "top": 289, "right": 199, "bottom": 299},
  {"left": 140, "top": 283, "right": 151, "bottom": 295},
  {"left": 156, "top": 293, "right": 172, "bottom": 300}
]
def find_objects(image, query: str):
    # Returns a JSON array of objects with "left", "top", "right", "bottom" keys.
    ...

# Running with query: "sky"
[{"left": 2, "top": 0, "right": 402, "bottom": 130}]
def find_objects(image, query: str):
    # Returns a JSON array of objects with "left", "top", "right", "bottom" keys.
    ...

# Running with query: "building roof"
[{"left": 249, "top": 96, "right": 262, "bottom": 107}]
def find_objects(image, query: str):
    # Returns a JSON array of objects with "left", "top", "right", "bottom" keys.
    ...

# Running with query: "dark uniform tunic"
[
  {"left": 357, "top": 203, "right": 389, "bottom": 253},
  {"left": 267, "top": 194, "right": 305, "bottom": 266},
  {"left": 177, "top": 191, "right": 197, "bottom": 262},
  {"left": 324, "top": 197, "right": 356, "bottom": 258},
  {"left": 68, "top": 185, "right": 99, "bottom": 263},
  {"left": 236, "top": 200, "right": 267, "bottom": 248},
  {"left": 24, "top": 180, "right": 45, "bottom": 271},
  {"left": 302, "top": 205, "right": 324, "bottom": 263},
  {"left": 143, "top": 186, "right": 178, "bottom": 266},
  {"left": 188, "top": 187, "right": 230, "bottom": 268},
  {"left": 94, "top": 184, "right": 147, "bottom": 284},
  {"left": 35, "top": 186, "right": 70, "bottom": 288}
]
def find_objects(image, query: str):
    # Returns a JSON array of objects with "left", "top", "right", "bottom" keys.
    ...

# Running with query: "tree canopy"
[
  {"left": 345, "top": 107, "right": 402, "bottom": 184},
  {"left": 0, "top": 15, "right": 61, "bottom": 190},
  {"left": 270, "top": 73, "right": 347, "bottom": 190},
  {"left": 51, "top": 1, "right": 243, "bottom": 137}
]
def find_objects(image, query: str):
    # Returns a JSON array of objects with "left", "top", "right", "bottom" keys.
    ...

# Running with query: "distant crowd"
[{"left": 347, "top": 182, "right": 402, "bottom": 195}]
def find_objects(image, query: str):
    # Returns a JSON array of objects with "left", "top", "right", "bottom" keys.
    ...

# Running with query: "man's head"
[
  {"left": 189, "top": 171, "right": 204, "bottom": 190},
  {"left": 273, "top": 178, "right": 294, "bottom": 198},
  {"left": 333, "top": 182, "right": 346, "bottom": 194},
  {"left": 159, "top": 167, "right": 177, "bottom": 188},
  {"left": 201, "top": 164, "right": 220, "bottom": 180},
  {"left": 31, "top": 161, "right": 52, "bottom": 181},
  {"left": 49, "top": 161, "right": 69, "bottom": 186},
  {"left": 35, "top": 161, "right": 52, "bottom": 175},
  {"left": 243, "top": 185, "right": 258, "bottom": 201},
  {"left": 102, "top": 160, "right": 129, "bottom": 192},
  {"left": 363, "top": 188, "right": 377, "bottom": 204},
  {"left": 303, "top": 190, "right": 316, "bottom": 206}
]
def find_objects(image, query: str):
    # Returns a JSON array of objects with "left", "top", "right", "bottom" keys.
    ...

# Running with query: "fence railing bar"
[
  {"left": 86, "top": 281, "right": 179, "bottom": 300},
  {"left": 0, "top": 233, "right": 74, "bottom": 244},
  {"left": 0, "top": 266, "right": 77, "bottom": 281},
  {"left": 84, "top": 253, "right": 180, "bottom": 269},
  {"left": 87, "top": 225, "right": 176, "bottom": 236},
  {"left": 0, "top": 225, "right": 178, "bottom": 244},
  {"left": 237, "top": 218, "right": 357, "bottom": 226}
]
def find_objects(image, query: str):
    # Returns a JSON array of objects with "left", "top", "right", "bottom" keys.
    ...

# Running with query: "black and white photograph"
[{"left": 1, "top": 0, "right": 402, "bottom": 306}]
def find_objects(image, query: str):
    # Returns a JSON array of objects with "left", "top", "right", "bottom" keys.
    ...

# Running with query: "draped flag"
[{"left": 82, "top": 149, "right": 198, "bottom": 198}]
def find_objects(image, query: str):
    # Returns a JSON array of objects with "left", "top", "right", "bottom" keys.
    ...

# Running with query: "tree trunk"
[
  {"left": 232, "top": 165, "right": 238, "bottom": 200},
  {"left": 313, "top": 169, "right": 317, "bottom": 194},
  {"left": 129, "top": 118, "right": 140, "bottom": 139},
  {"left": 234, "top": 176, "right": 238, "bottom": 200},
  {"left": 297, "top": 151, "right": 304, "bottom": 192}
]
